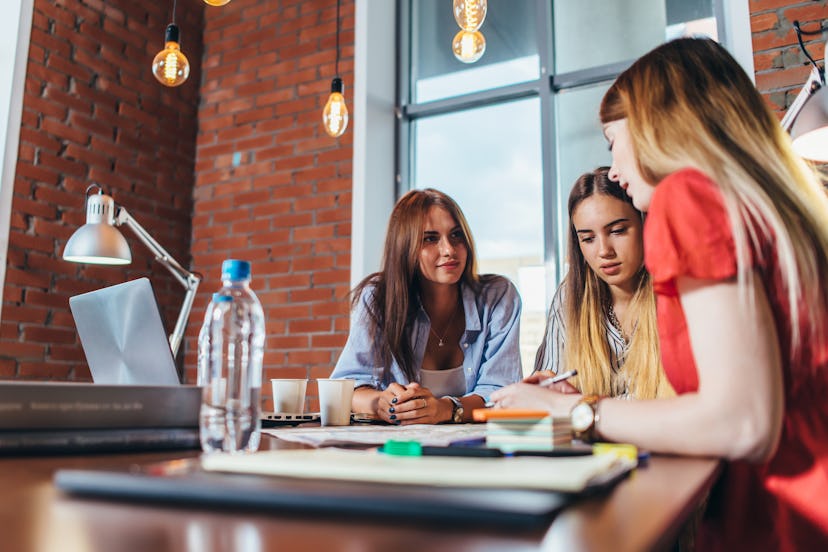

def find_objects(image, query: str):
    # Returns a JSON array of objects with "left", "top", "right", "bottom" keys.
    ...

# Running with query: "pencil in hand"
[
  {"left": 537, "top": 369, "right": 578, "bottom": 388},
  {"left": 484, "top": 369, "right": 578, "bottom": 408}
]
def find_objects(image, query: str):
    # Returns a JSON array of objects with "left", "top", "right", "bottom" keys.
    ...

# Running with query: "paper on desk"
[
  {"left": 262, "top": 423, "right": 487, "bottom": 447},
  {"left": 202, "top": 448, "right": 635, "bottom": 493}
]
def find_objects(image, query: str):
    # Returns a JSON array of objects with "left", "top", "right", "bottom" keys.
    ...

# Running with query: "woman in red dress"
[{"left": 496, "top": 38, "right": 828, "bottom": 550}]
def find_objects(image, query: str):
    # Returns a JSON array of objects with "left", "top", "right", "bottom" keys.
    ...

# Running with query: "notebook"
[
  {"left": 69, "top": 278, "right": 180, "bottom": 385},
  {"left": 200, "top": 448, "right": 634, "bottom": 493}
]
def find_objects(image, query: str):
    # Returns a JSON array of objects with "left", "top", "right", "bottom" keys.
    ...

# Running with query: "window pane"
[
  {"left": 555, "top": 83, "right": 613, "bottom": 274},
  {"left": 411, "top": 0, "right": 539, "bottom": 104},
  {"left": 553, "top": 0, "right": 716, "bottom": 73},
  {"left": 411, "top": 98, "right": 544, "bottom": 372}
]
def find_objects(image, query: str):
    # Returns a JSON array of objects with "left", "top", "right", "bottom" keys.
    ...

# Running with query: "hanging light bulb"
[
  {"left": 453, "top": 0, "right": 487, "bottom": 31},
  {"left": 152, "top": 23, "right": 190, "bottom": 87},
  {"left": 203, "top": 0, "right": 231, "bottom": 5},
  {"left": 452, "top": 30, "right": 486, "bottom": 63},
  {"left": 322, "top": 0, "right": 348, "bottom": 138},
  {"left": 451, "top": 0, "right": 487, "bottom": 63},
  {"left": 323, "top": 77, "right": 349, "bottom": 138}
]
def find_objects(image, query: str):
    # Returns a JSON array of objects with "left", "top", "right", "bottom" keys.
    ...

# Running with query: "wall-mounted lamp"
[
  {"left": 152, "top": 0, "right": 190, "bottom": 87},
  {"left": 323, "top": 0, "right": 349, "bottom": 138},
  {"left": 63, "top": 185, "right": 201, "bottom": 358},
  {"left": 781, "top": 21, "right": 828, "bottom": 162}
]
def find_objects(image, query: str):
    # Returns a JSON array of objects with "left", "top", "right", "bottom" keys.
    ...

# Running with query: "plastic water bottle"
[{"left": 198, "top": 259, "right": 265, "bottom": 453}]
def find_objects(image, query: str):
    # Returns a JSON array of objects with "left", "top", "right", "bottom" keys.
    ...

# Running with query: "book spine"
[
  {"left": 0, "top": 427, "right": 199, "bottom": 454},
  {"left": 0, "top": 385, "right": 200, "bottom": 429}
]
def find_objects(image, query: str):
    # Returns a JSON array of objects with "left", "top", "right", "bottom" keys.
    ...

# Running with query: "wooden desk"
[{"left": 0, "top": 436, "right": 720, "bottom": 552}]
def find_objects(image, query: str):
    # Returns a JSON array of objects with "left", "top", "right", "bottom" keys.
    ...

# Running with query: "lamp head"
[{"left": 63, "top": 186, "right": 132, "bottom": 265}]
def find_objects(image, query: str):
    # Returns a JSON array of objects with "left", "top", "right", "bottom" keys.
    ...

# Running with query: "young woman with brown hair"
[{"left": 331, "top": 188, "right": 522, "bottom": 424}]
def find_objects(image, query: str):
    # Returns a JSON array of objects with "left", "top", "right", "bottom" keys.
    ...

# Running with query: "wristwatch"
[
  {"left": 445, "top": 396, "right": 464, "bottom": 423},
  {"left": 570, "top": 394, "right": 602, "bottom": 442}
]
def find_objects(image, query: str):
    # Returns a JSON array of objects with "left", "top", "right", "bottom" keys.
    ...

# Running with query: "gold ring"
[{"left": 421, "top": 398, "right": 427, "bottom": 409}]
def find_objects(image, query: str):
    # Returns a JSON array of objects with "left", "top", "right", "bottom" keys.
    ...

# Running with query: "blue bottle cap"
[{"left": 221, "top": 259, "right": 251, "bottom": 281}]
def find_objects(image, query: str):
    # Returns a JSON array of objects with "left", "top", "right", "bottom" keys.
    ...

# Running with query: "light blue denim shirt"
[{"left": 331, "top": 276, "right": 523, "bottom": 401}]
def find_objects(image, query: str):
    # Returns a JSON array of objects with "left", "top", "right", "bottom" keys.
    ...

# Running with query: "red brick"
[
  {"left": 23, "top": 326, "right": 76, "bottom": 344},
  {"left": 18, "top": 362, "right": 73, "bottom": 379},
  {"left": 48, "top": 344, "right": 85, "bottom": 362},
  {"left": 755, "top": 65, "right": 811, "bottom": 91},
  {"left": 1, "top": 341, "right": 47, "bottom": 360}
]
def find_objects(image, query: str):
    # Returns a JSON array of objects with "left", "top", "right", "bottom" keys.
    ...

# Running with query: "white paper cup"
[
  {"left": 270, "top": 379, "right": 308, "bottom": 413},
  {"left": 317, "top": 378, "right": 355, "bottom": 426}
]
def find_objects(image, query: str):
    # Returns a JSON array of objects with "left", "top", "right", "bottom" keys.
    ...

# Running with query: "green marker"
[{"left": 380, "top": 440, "right": 423, "bottom": 456}]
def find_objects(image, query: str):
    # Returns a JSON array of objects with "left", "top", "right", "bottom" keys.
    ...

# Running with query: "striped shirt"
[{"left": 533, "top": 284, "right": 631, "bottom": 398}]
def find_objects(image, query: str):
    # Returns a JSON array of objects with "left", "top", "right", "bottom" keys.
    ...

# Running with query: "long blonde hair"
[
  {"left": 564, "top": 168, "right": 672, "bottom": 399},
  {"left": 600, "top": 38, "right": 828, "bottom": 359}
]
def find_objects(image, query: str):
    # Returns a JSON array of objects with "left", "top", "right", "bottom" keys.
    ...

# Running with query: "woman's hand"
[
  {"left": 489, "top": 382, "right": 581, "bottom": 417},
  {"left": 376, "top": 382, "right": 451, "bottom": 425}
]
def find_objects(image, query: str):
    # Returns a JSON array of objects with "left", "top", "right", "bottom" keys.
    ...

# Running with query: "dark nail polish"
[
  {"left": 389, "top": 407, "right": 395, "bottom": 413},
  {"left": 390, "top": 414, "right": 397, "bottom": 420},
  {"left": 391, "top": 397, "right": 398, "bottom": 404}
]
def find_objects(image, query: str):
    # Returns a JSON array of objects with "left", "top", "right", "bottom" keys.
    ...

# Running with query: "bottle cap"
[{"left": 221, "top": 259, "right": 251, "bottom": 281}]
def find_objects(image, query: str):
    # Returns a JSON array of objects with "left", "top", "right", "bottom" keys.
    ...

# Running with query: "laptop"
[{"left": 69, "top": 278, "right": 180, "bottom": 385}]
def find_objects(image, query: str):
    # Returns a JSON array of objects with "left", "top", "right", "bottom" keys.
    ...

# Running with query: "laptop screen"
[{"left": 69, "top": 278, "right": 180, "bottom": 385}]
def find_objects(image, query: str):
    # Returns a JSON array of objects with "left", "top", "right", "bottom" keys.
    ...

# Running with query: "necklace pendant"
[{"left": 438, "top": 338, "right": 445, "bottom": 347}]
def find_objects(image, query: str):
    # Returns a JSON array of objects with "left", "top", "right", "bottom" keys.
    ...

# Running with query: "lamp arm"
[
  {"left": 781, "top": 66, "right": 824, "bottom": 132},
  {"left": 114, "top": 207, "right": 201, "bottom": 358}
]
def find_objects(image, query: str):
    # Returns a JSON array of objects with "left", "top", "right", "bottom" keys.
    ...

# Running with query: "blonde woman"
[
  {"left": 538, "top": 167, "right": 670, "bottom": 399},
  {"left": 506, "top": 38, "right": 828, "bottom": 550},
  {"left": 493, "top": 168, "right": 671, "bottom": 409}
]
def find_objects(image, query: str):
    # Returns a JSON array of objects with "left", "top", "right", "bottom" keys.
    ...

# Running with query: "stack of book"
[
  {"left": 0, "top": 381, "right": 201, "bottom": 454},
  {"left": 482, "top": 409, "right": 572, "bottom": 452}
]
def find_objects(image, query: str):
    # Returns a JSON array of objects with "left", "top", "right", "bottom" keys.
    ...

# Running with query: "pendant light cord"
[
  {"left": 335, "top": 0, "right": 341, "bottom": 77},
  {"left": 172, "top": 0, "right": 178, "bottom": 24}
]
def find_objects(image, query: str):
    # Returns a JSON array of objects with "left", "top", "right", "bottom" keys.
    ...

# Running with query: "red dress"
[{"left": 644, "top": 168, "right": 828, "bottom": 551}]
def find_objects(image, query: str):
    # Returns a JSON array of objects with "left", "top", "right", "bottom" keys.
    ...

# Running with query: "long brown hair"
[
  {"left": 564, "top": 168, "right": 671, "bottom": 399},
  {"left": 600, "top": 37, "right": 828, "bottom": 358},
  {"left": 352, "top": 188, "right": 481, "bottom": 381}
]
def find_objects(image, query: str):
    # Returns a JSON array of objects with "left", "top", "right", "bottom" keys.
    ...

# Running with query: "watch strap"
[{"left": 444, "top": 396, "right": 463, "bottom": 423}]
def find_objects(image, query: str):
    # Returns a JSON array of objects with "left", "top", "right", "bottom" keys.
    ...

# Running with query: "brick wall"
[
  {"left": 750, "top": 0, "right": 827, "bottom": 115},
  {"left": 186, "top": 0, "right": 355, "bottom": 409},
  {"left": 0, "top": 0, "right": 204, "bottom": 380}
]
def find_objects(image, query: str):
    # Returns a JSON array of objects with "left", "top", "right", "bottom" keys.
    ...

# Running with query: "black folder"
[{"left": 54, "top": 457, "right": 579, "bottom": 528}]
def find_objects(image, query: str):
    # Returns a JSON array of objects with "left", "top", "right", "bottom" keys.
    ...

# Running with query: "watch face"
[
  {"left": 453, "top": 406, "right": 464, "bottom": 423},
  {"left": 571, "top": 402, "right": 595, "bottom": 432}
]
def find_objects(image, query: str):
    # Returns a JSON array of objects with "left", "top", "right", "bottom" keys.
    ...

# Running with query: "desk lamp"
[
  {"left": 780, "top": 22, "right": 828, "bottom": 162},
  {"left": 63, "top": 184, "right": 201, "bottom": 357}
]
